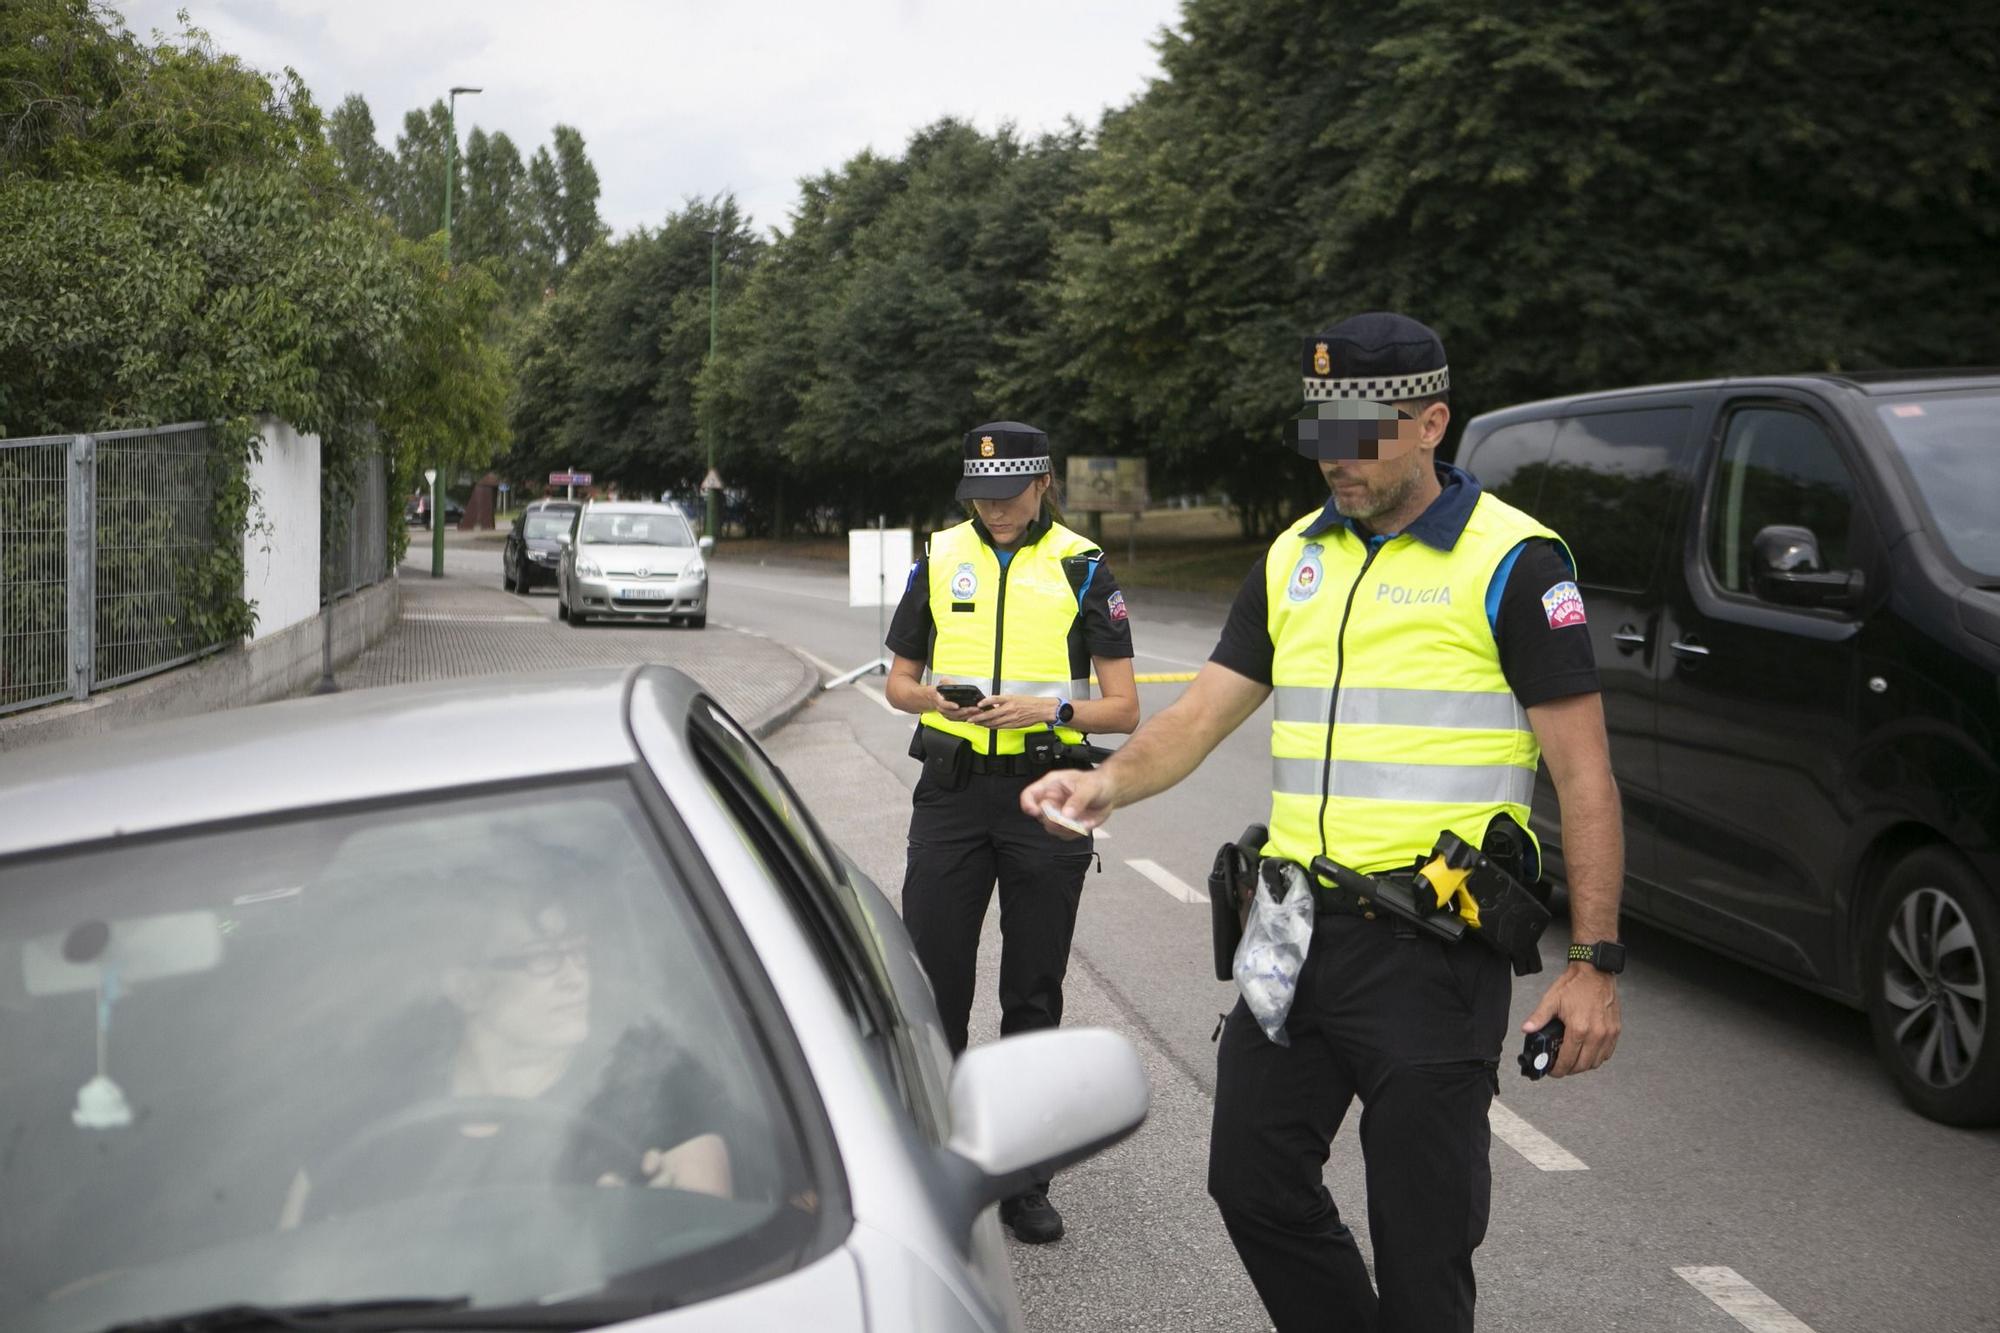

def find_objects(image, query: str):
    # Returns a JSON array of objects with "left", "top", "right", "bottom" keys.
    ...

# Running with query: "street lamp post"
[
  {"left": 432, "top": 83, "right": 482, "bottom": 579},
  {"left": 704, "top": 226, "right": 721, "bottom": 544}
]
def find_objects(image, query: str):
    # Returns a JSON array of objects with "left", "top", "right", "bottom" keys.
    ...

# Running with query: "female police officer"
[{"left": 882, "top": 420, "right": 1139, "bottom": 1244}]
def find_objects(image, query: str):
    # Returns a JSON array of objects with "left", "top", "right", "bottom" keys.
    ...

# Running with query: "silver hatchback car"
[
  {"left": 559, "top": 503, "right": 712, "bottom": 628},
  {"left": 0, "top": 668, "right": 1148, "bottom": 1332}
]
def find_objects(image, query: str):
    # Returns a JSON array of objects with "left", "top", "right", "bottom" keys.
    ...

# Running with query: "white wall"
[{"left": 241, "top": 416, "right": 322, "bottom": 642}]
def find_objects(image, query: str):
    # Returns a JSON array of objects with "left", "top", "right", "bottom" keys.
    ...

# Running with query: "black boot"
[{"left": 1000, "top": 1189, "right": 1064, "bottom": 1243}]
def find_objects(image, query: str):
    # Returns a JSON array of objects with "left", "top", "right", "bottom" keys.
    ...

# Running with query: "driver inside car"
[{"left": 281, "top": 891, "right": 732, "bottom": 1227}]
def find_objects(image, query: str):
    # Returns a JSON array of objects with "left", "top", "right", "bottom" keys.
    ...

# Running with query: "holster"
[
  {"left": 1208, "top": 823, "right": 1266, "bottom": 981},
  {"left": 1023, "top": 730, "right": 1115, "bottom": 771},
  {"left": 1416, "top": 829, "right": 1552, "bottom": 976},
  {"left": 912, "top": 725, "right": 971, "bottom": 792}
]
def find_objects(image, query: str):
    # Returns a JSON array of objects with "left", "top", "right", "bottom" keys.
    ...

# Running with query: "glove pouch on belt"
[{"left": 1233, "top": 860, "right": 1315, "bottom": 1046}]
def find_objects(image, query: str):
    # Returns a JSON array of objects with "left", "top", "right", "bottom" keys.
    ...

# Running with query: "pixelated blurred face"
[
  {"left": 1302, "top": 401, "right": 1446, "bottom": 522},
  {"left": 455, "top": 902, "right": 591, "bottom": 1052},
  {"left": 972, "top": 474, "right": 1049, "bottom": 548}
]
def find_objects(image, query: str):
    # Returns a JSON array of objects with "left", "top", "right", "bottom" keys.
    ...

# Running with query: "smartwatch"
[
  {"left": 1568, "top": 941, "right": 1626, "bottom": 974},
  {"left": 1054, "top": 696, "right": 1075, "bottom": 726}
]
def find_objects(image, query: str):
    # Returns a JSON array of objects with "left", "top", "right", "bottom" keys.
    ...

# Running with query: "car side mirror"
[
  {"left": 698, "top": 535, "right": 715, "bottom": 555},
  {"left": 938, "top": 1028, "right": 1148, "bottom": 1231},
  {"left": 1751, "top": 524, "right": 1864, "bottom": 610},
  {"left": 557, "top": 532, "right": 573, "bottom": 547}
]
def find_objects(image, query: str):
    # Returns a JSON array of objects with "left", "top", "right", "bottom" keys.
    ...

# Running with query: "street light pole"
[
  {"left": 704, "top": 226, "right": 721, "bottom": 544},
  {"left": 433, "top": 83, "right": 482, "bottom": 579}
]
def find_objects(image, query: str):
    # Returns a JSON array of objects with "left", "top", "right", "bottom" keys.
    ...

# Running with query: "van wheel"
[{"left": 1865, "top": 847, "right": 2000, "bottom": 1126}]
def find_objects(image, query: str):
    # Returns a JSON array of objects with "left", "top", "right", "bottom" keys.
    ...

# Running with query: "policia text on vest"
[
  {"left": 882, "top": 420, "right": 1141, "bottom": 1247},
  {"left": 1019, "top": 315, "right": 1625, "bottom": 1332}
]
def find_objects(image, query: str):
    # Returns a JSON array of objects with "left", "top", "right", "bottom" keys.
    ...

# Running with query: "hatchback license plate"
[{"left": 620, "top": 586, "right": 672, "bottom": 601}]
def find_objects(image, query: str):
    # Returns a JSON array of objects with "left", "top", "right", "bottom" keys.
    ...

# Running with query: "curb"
[{"left": 741, "top": 636, "right": 824, "bottom": 740}]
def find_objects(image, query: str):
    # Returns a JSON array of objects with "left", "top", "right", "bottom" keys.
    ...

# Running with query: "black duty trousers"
[
  {"left": 1208, "top": 912, "right": 1512, "bottom": 1333},
  {"left": 902, "top": 767, "right": 1095, "bottom": 1062}
]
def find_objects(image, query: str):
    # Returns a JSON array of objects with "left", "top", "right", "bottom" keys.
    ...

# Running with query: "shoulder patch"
[
  {"left": 1107, "top": 590, "right": 1128, "bottom": 622},
  {"left": 1541, "top": 581, "right": 1587, "bottom": 629}
]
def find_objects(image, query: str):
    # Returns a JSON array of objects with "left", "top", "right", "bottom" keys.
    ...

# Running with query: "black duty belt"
[{"left": 965, "top": 753, "right": 1048, "bottom": 776}]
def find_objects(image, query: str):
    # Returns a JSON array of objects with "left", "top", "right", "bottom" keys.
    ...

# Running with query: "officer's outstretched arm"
[{"left": 1022, "top": 661, "right": 1269, "bottom": 833}]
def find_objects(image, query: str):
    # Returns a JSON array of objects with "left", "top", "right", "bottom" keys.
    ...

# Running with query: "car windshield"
[
  {"left": 0, "top": 781, "right": 819, "bottom": 1333},
  {"left": 1876, "top": 391, "right": 2000, "bottom": 579},
  {"left": 580, "top": 513, "right": 694, "bottom": 547},
  {"left": 523, "top": 511, "right": 575, "bottom": 539}
]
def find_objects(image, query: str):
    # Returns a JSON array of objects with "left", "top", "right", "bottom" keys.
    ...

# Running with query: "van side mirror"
[
  {"left": 1751, "top": 525, "right": 1864, "bottom": 610},
  {"left": 557, "top": 532, "right": 572, "bottom": 548},
  {"left": 698, "top": 535, "right": 715, "bottom": 555}
]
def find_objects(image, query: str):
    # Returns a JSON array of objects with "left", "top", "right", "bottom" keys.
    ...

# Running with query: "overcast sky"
[{"left": 114, "top": 0, "right": 1186, "bottom": 238}]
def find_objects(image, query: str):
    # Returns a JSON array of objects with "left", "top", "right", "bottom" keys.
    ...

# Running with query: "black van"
[{"left": 1455, "top": 372, "right": 2000, "bottom": 1125}]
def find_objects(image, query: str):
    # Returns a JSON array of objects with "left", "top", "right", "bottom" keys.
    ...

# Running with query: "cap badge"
[
  {"left": 1312, "top": 342, "right": 1332, "bottom": 376},
  {"left": 1287, "top": 542, "right": 1325, "bottom": 604},
  {"left": 979, "top": 435, "right": 995, "bottom": 458}
]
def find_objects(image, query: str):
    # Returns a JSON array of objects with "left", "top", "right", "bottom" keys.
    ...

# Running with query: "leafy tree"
[{"left": 326, "top": 92, "right": 393, "bottom": 214}]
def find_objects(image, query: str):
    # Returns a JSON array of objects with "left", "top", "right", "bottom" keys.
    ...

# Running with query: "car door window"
[
  {"left": 1706, "top": 407, "right": 1858, "bottom": 595},
  {"left": 686, "top": 703, "right": 943, "bottom": 1136},
  {"left": 1458, "top": 417, "right": 1559, "bottom": 512},
  {"left": 1533, "top": 407, "right": 1695, "bottom": 591}
]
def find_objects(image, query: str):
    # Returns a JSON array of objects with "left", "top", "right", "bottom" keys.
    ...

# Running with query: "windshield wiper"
[{"left": 100, "top": 1294, "right": 650, "bottom": 1333}]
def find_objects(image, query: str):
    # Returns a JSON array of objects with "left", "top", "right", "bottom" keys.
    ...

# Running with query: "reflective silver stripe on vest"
[
  {"left": 1272, "top": 685, "right": 1527, "bottom": 732},
  {"left": 1271, "top": 756, "right": 1536, "bottom": 806},
  {"left": 936, "top": 677, "right": 1094, "bottom": 699}
]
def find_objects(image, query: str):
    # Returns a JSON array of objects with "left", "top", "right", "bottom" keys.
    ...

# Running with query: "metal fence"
[
  {"left": 0, "top": 435, "right": 74, "bottom": 715},
  {"left": 0, "top": 423, "right": 392, "bottom": 719},
  {"left": 325, "top": 452, "right": 389, "bottom": 599}
]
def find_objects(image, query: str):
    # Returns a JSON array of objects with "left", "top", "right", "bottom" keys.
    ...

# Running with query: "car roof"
[
  {"left": 0, "top": 668, "right": 647, "bottom": 860},
  {"left": 1466, "top": 369, "right": 2000, "bottom": 430},
  {"left": 525, "top": 499, "right": 579, "bottom": 511},
  {"left": 581, "top": 501, "right": 689, "bottom": 515}
]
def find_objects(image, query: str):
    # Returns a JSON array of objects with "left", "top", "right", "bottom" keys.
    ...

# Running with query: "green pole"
[
  {"left": 705, "top": 227, "right": 721, "bottom": 543},
  {"left": 434, "top": 85, "right": 481, "bottom": 578}
]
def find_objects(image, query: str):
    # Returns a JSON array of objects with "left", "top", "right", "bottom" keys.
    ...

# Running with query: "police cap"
[
  {"left": 1292, "top": 313, "right": 1450, "bottom": 461},
  {"left": 956, "top": 421, "right": 1052, "bottom": 501}
]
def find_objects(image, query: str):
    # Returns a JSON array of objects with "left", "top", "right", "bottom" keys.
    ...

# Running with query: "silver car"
[
  {"left": 560, "top": 503, "right": 713, "bottom": 628},
  {"left": 0, "top": 668, "right": 1149, "bottom": 1332}
]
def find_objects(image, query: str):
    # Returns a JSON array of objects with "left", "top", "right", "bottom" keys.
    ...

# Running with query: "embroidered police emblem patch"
[
  {"left": 979, "top": 435, "right": 995, "bottom": 458},
  {"left": 1313, "top": 342, "right": 1332, "bottom": 376},
  {"left": 1287, "top": 543, "right": 1325, "bottom": 603},
  {"left": 951, "top": 562, "right": 979, "bottom": 600},
  {"left": 1541, "top": 580, "right": 1587, "bottom": 628}
]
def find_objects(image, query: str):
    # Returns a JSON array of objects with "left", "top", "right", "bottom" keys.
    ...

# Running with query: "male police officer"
[{"left": 1022, "top": 314, "right": 1624, "bottom": 1330}]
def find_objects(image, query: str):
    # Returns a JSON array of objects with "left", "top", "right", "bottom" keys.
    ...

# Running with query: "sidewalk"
[{"left": 340, "top": 562, "right": 819, "bottom": 736}]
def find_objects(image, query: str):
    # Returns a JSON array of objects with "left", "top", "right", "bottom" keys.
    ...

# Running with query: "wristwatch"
[
  {"left": 1054, "top": 696, "right": 1075, "bottom": 726},
  {"left": 1568, "top": 941, "right": 1626, "bottom": 974}
]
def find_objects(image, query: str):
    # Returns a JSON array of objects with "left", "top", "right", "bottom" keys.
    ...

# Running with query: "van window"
[
  {"left": 1460, "top": 419, "right": 1558, "bottom": 512},
  {"left": 1533, "top": 408, "right": 1693, "bottom": 592},
  {"left": 1706, "top": 408, "right": 1858, "bottom": 594}
]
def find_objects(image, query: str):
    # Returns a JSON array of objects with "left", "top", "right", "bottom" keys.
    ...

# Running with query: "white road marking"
[
  {"left": 855, "top": 682, "right": 901, "bottom": 715},
  {"left": 1125, "top": 858, "right": 1208, "bottom": 904},
  {"left": 1674, "top": 1267, "right": 1819, "bottom": 1332},
  {"left": 789, "top": 646, "right": 842, "bottom": 677},
  {"left": 1135, "top": 648, "right": 1207, "bottom": 669},
  {"left": 1487, "top": 1099, "right": 1588, "bottom": 1171}
]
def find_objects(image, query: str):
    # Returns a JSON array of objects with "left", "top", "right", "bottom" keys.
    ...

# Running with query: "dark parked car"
[
  {"left": 0, "top": 668, "right": 1149, "bottom": 1332},
  {"left": 1455, "top": 370, "right": 2000, "bottom": 1124},
  {"left": 406, "top": 494, "right": 466, "bottom": 528},
  {"left": 503, "top": 500, "right": 582, "bottom": 594}
]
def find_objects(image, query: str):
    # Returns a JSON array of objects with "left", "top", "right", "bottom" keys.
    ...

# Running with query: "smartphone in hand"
[{"left": 937, "top": 683, "right": 986, "bottom": 708}]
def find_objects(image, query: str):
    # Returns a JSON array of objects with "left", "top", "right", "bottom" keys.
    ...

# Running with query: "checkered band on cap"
[
  {"left": 1302, "top": 367, "right": 1450, "bottom": 402},
  {"left": 963, "top": 455, "right": 1052, "bottom": 477}
]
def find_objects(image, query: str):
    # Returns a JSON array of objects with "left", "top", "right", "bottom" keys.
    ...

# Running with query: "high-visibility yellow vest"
[
  {"left": 1263, "top": 492, "right": 1568, "bottom": 874},
  {"left": 922, "top": 519, "right": 1098, "bottom": 756}
]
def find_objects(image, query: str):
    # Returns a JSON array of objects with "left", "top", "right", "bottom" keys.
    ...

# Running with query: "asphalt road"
[{"left": 458, "top": 534, "right": 2000, "bottom": 1332}]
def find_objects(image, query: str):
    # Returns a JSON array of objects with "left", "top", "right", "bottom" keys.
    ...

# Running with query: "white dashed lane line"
[
  {"left": 1487, "top": 1099, "right": 1588, "bottom": 1171},
  {"left": 1674, "top": 1267, "right": 1820, "bottom": 1332},
  {"left": 1125, "top": 858, "right": 1208, "bottom": 904}
]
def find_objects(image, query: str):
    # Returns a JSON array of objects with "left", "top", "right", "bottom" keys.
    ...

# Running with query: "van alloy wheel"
[
  {"left": 1866, "top": 848, "right": 2000, "bottom": 1126},
  {"left": 1881, "top": 886, "right": 1987, "bottom": 1088}
]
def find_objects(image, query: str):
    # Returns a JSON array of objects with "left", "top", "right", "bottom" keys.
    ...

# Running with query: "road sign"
[
  {"left": 423, "top": 468, "right": 438, "bottom": 486},
  {"left": 700, "top": 468, "right": 725, "bottom": 492},
  {"left": 548, "top": 471, "right": 592, "bottom": 486},
  {"left": 1066, "top": 456, "right": 1148, "bottom": 514}
]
